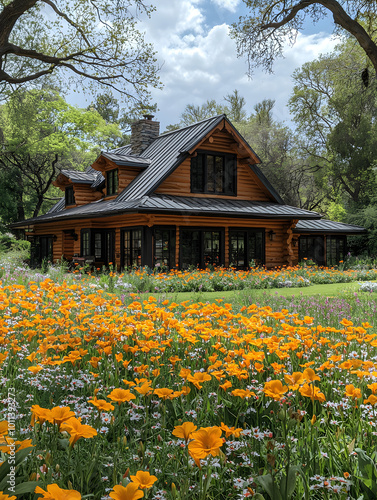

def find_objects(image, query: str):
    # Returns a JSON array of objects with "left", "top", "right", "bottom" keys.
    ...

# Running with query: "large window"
[
  {"left": 298, "top": 236, "right": 325, "bottom": 266},
  {"left": 180, "top": 229, "right": 224, "bottom": 269},
  {"left": 191, "top": 152, "right": 236, "bottom": 195},
  {"left": 229, "top": 229, "right": 264, "bottom": 268},
  {"left": 154, "top": 228, "right": 175, "bottom": 269},
  {"left": 122, "top": 228, "right": 142, "bottom": 268},
  {"left": 326, "top": 236, "right": 346, "bottom": 266},
  {"left": 65, "top": 186, "right": 75, "bottom": 206},
  {"left": 107, "top": 169, "right": 118, "bottom": 196},
  {"left": 80, "top": 229, "right": 115, "bottom": 264},
  {"left": 31, "top": 236, "right": 53, "bottom": 267}
]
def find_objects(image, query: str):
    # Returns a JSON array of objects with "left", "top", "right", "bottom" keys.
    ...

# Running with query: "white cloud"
[
  {"left": 142, "top": 1, "right": 338, "bottom": 130},
  {"left": 210, "top": 0, "right": 241, "bottom": 13}
]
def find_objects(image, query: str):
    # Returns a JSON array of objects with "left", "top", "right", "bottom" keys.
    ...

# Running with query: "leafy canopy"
[
  {"left": 0, "top": 0, "right": 161, "bottom": 104},
  {"left": 232, "top": 0, "right": 377, "bottom": 76}
]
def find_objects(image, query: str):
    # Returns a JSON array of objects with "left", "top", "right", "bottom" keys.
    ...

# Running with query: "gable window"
[
  {"left": 191, "top": 152, "right": 236, "bottom": 195},
  {"left": 107, "top": 169, "right": 118, "bottom": 196},
  {"left": 65, "top": 186, "right": 75, "bottom": 206}
]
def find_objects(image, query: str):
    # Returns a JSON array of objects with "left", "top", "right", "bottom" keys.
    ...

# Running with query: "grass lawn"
[{"left": 139, "top": 279, "right": 369, "bottom": 303}]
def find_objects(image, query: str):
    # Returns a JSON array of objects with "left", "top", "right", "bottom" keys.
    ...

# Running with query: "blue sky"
[{"left": 68, "top": 0, "right": 338, "bottom": 132}]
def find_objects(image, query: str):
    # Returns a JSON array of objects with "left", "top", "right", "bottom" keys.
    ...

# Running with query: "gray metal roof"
[
  {"left": 101, "top": 151, "right": 151, "bottom": 168},
  {"left": 61, "top": 170, "right": 98, "bottom": 185},
  {"left": 12, "top": 194, "right": 321, "bottom": 227},
  {"left": 295, "top": 219, "right": 366, "bottom": 234},
  {"left": 116, "top": 115, "right": 227, "bottom": 202}
]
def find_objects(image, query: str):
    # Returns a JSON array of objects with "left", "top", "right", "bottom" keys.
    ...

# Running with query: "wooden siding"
[
  {"left": 32, "top": 213, "right": 300, "bottom": 268},
  {"left": 155, "top": 130, "right": 273, "bottom": 201},
  {"left": 73, "top": 184, "right": 103, "bottom": 206}
]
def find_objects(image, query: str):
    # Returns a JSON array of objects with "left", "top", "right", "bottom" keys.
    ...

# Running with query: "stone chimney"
[{"left": 130, "top": 115, "right": 160, "bottom": 155}]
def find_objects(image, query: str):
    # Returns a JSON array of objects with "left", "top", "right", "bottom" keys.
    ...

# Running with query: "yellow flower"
[
  {"left": 153, "top": 388, "right": 174, "bottom": 400},
  {"left": 60, "top": 417, "right": 97, "bottom": 446},
  {"left": 0, "top": 492, "right": 17, "bottom": 500},
  {"left": 130, "top": 471, "right": 158, "bottom": 489},
  {"left": 188, "top": 426, "right": 223, "bottom": 464},
  {"left": 0, "top": 421, "right": 8, "bottom": 436},
  {"left": 88, "top": 397, "right": 115, "bottom": 412},
  {"left": 49, "top": 406, "right": 76, "bottom": 428},
  {"left": 345, "top": 384, "right": 362, "bottom": 399},
  {"left": 107, "top": 388, "right": 136, "bottom": 404},
  {"left": 263, "top": 380, "right": 288, "bottom": 400},
  {"left": 172, "top": 422, "right": 197, "bottom": 442},
  {"left": 109, "top": 483, "right": 144, "bottom": 500},
  {"left": 35, "top": 483, "right": 81, "bottom": 499}
]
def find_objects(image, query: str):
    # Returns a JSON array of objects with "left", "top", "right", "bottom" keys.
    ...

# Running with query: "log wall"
[{"left": 31, "top": 213, "right": 300, "bottom": 268}]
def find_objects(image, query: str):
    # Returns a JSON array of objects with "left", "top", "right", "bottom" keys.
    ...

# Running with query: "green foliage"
[
  {"left": 0, "top": 0, "right": 160, "bottom": 102},
  {"left": 0, "top": 87, "right": 123, "bottom": 222}
]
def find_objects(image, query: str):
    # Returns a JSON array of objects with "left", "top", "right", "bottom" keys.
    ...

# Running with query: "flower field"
[{"left": 0, "top": 271, "right": 377, "bottom": 498}]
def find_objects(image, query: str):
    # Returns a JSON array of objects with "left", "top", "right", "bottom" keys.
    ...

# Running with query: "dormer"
[
  {"left": 91, "top": 151, "right": 151, "bottom": 198},
  {"left": 53, "top": 169, "right": 104, "bottom": 207}
]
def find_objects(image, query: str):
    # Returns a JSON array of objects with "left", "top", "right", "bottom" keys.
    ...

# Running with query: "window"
[
  {"left": 107, "top": 169, "right": 118, "bottom": 196},
  {"left": 81, "top": 229, "right": 114, "bottom": 264},
  {"left": 229, "top": 229, "right": 264, "bottom": 268},
  {"left": 31, "top": 236, "right": 53, "bottom": 267},
  {"left": 298, "top": 236, "right": 325, "bottom": 266},
  {"left": 180, "top": 228, "right": 224, "bottom": 269},
  {"left": 65, "top": 186, "right": 75, "bottom": 206},
  {"left": 326, "top": 236, "right": 346, "bottom": 266},
  {"left": 81, "top": 230, "right": 90, "bottom": 257},
  {"left": 191, "top": 152, "right": 236, "bottom": 195},
  {"left": 122, "top": 228, "right": 142, "bottom": 268},
  {"left": 154, "top": 228, "right": 175, "bottom": 269}
]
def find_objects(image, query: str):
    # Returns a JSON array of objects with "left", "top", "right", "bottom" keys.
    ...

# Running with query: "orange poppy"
[
  {"left": 109, "top": 483, "right": 144, "bottom": 500},
  {"left": 130, "top": 471, "right": 158, "bottom": 489},
  {"left": 172, "top": 422, "right": 197, "bottom": 442},
  {"left": 35, "top": 483, "right": 81, "bottom": 499}
]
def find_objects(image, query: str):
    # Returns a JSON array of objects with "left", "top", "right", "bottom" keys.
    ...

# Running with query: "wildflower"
[
  {"left": 34, "top": 483, "right": 81, "bottom": 499},
  {"left": 109, "top": 483, "right": 144, "bottom": 500},
  {"left": 49, "top": 406, "right": 76, "bottom": 428},
  {"left": 108, "top": 389, "right": 136, "bottom": 404},
  {"left": 299, "top": 383, "right": 326, "bottom": 402},
  {"left": 60, "top": 417, "right": 97, "bottom": 446},
  {"left": 153, "top": 388, "right": 174, "bottom": 400},
  {"left": 0, "top": 421, "right": 8, "bottom": 436},
  {"left": 0, "top": 493, "right": 17, "bottom": 500},
  {"left": 220, "top": 422, "right": 243, "bottom": 438},
  {"left": 231, "top": 389, "right": 255, "bottom": 399},
  {"left": 172, "top": 422, "right": 197, "bottom": 442},
  {"left": 364, "top": 395, "right": 377, "bottom": 406},
  {"left": 344, "top": 385, "right": 362, "bottom": 399},
  {"left": 130, "top": 470, "right": 158, "bottom": 489},
  {"left": 188, "top": 426, "right": 223, "bottom": 463},
  {"left": 88, "top": 397, "right": 115, "bottom": 412},
  {"left": 187, "top": 372, "right": 212, "bottom": 389},
  {"left": 263, "top": 380, "right": 288, "bottom": 400}
]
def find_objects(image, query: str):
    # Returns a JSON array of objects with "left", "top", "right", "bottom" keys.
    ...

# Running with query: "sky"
[
  {"left": 134, "top": 0, "right": 339, "bottom": 132},
  {"left": 65, "top": 0, "right": 340, "bottom": 132}
]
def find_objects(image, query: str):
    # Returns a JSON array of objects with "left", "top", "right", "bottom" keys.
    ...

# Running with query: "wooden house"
[{"left": 12, "top": 115, "right": 365, "bottom": 269}]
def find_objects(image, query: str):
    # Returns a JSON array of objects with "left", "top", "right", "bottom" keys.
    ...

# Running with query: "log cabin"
[{"left": 11, "top": 114, "right": 365, "bottom": 269}]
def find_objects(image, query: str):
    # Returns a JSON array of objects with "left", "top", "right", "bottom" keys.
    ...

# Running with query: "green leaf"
[
  {"left": 256, "top": 474, "right": 283, "bottom": 500},
  {"left": 280, "top": 466, "right": 299, "bottom": 499}
]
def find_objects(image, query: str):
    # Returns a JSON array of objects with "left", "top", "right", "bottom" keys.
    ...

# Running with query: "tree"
[
  {"left": 0, "top": 88, "right": 122, "bottom": 222},
  {"left": 238, "top": 100, "right": 324, "bottom": 210},
  {"left": 231, "top": 0, "right": 377, "bottom": 77},
  {"left": 0, "top": 0, "right": 160, "bottom": 103},
  {"left": 224, "top": 89, "right": 247, "bottom": 122},
  {"left": 289, "top": 41, "right": 377, "bottom": 208}
]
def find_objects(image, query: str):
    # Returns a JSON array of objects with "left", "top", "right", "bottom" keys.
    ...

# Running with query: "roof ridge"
[{"left": 159, "top": 114, "right": 226, "bottom": 138}]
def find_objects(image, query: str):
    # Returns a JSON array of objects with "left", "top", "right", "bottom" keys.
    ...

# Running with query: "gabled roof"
[
  {"left": 60, "top": 169, "right": 99, "bottom": 185},
  {"left": 295, "top": 219, "right": 366, "bottom": 234},
  {"left": 101, "top": 151, "right": 151, "bottom": 168},
  {"left": 115, "top": 115, "right": 279, "bottom": 203}
]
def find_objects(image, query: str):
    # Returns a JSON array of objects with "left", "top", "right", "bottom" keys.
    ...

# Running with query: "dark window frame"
[
  {"left": 107, "top": 168, "right": 119, "bottom": 196},
  {"left": 80, "top": 229, "right": 115, "bottom": 264},
  {"left": 65, "top": 186, "right": 75, "bottom": 206},
  {"left": 190, "top": 151, "right": 237, "bottom": 196},
  {"left": 121, "top": 226, "right": 143, "bottom": 269},
  {"left": 153, "top": 226, "right": 176, "bottom": 270},
  {"left": 179, "top": 227, "right": 225, "bottom": 269},
  {"left": 298, "top": 235, "right": 325, "bottom": 266},
  {"left": 326, "top": 235, "right": 346, "bottom": 267},
  {"left": 229, "top": 228, "right": 265, "bottom": 269}
]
